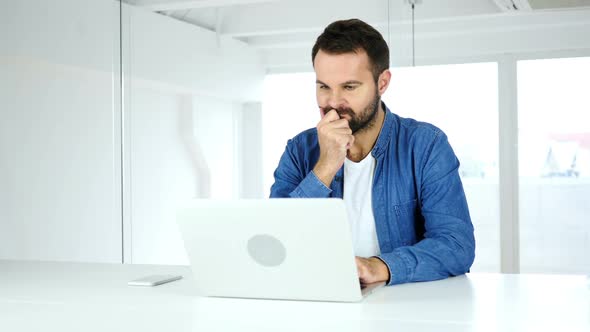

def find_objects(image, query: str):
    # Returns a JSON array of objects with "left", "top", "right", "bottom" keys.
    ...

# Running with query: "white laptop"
[{"left": 176, "top": 198, "right": 384, "bottom": 302}]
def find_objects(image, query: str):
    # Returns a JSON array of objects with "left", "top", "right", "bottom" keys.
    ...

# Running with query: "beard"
[{"left": 324, "top": 92, "right": 381, "bottom": 134}]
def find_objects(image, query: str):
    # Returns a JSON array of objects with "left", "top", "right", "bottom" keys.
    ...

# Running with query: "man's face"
[{"left": 314, "top": 49, "right": 381, "bottom": 134}]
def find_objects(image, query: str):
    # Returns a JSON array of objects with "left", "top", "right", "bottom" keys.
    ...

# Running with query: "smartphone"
[{"left": 127, "top": 274, "right": 182, "bottom": 287}]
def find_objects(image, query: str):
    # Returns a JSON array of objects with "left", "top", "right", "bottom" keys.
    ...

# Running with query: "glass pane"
[
  {"left": 518, "top": 57, "right": 590, "bottom": 274},
  {"left": 384, "top": 63, "right": 500, "bottom": 272},
  {"left": 0, "top": 0, "right": 121, "bottom": 262},
  {"left": 123, "top": 4, "right": 266, "bottom": 264}
]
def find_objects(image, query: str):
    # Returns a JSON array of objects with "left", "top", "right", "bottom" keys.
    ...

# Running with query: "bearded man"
[{"left": 270, "top": 19, "right": 475, "bottom": 286}]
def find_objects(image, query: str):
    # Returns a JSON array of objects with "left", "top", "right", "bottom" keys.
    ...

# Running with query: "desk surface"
[{"left": 1, "top": 260, "right": 588, "bottom": 332}]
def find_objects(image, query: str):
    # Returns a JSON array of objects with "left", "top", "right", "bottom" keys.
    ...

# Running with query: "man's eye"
[
  {"left": 344, "top": 85, "right": 356, "bottom": 91},
  {"left": 319, "top": 85, "right": 329, "bottom": 90}
]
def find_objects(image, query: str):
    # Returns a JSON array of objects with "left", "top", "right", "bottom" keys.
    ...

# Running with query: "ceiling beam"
[
  {"left": 217, "top": 0, "right": 499, "bottom": 37},
  {"left": 133, "top": 0, "right": 281, "bottom": 11},
  {"left": 492, "top": 0, "right": 532, "bottom": 11}
]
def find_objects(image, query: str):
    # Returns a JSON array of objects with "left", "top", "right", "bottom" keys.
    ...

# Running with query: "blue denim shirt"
[{"left": 269, "top": 103, "right": 475, "bottom": 285}]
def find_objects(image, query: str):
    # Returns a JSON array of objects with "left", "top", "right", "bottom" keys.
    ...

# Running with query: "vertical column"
[
  {"left": 498, "top": 55, "right": 520, "bottom": 273},
  {"left": 120, "top": 1, "right": 133, "bottom": 264},
  {"left": 180, "top": 94, "right": 211, "bottom": 199},
  {"left": 237, "top": 102, "right": 264, "bottom": 198}
]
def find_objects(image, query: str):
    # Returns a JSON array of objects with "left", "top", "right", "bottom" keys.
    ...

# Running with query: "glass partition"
[
  {"left": 518, "top": 57, "right": 590, "bottom": 274},
  {"left": 0, "top": 0, "right": 122, "bottom": 262}
]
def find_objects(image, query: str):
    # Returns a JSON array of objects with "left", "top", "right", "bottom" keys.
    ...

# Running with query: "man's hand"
[
  {"left": 313, "top": 109, "right": 354, "bottom": 186},
  {"left": 355, "top": 257, "right": 389, "bottom": 285}
]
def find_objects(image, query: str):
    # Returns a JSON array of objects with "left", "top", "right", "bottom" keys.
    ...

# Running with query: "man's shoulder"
[
  {"left": 383, "top": 111, "right": 449, "bottom": 155},
  {"left": 394, "top": 113, "right": 443, "bottom": 138}
]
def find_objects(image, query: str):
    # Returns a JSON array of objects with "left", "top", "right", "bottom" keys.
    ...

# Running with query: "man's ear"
[{"left": 378, "top": 69, "right": 391, "bottom": 96}]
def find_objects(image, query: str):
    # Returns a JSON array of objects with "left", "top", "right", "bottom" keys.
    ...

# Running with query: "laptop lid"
[{"left": 176, "top": 198, "right": 370, "bottom": 302}]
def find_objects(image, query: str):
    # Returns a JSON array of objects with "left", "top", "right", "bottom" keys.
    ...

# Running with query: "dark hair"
[{"left": 312, "top": 19, "right": 389, "bottom": 82}]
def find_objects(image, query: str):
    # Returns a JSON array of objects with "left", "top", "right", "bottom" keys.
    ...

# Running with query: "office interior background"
[{"left": 1, "top": 0, "right": 589, "bottom": 275}]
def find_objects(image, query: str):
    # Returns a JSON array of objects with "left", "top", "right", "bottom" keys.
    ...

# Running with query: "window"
[
  {"left": 384, "top": 63, "right": 500, "bottom": 272},
  {"left": 262, "top": 72, "right": 318, "bottom": 196},
  {"left": 517, "top": 57, "right": 590, "bottom": 274}
]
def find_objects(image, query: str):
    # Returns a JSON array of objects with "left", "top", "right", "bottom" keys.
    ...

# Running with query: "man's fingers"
[
  {"left": 347, "top": 135, "right": 355, "bottom": 148},
  {"left": 333, "top": 135, "right": 354, "bottom": 151},
  {"left": 317, "top": 126, "right": 351, "bottom": 139},
  {"left": 317, "top": 126, "right": 353, "bottom": 145},
  {"left": 355, "top": 258, "right": 362, "bottom": 278},
  {"left": 355, "top": 257, "right": 368, "bottom": 280},
  {"left": 331, "top": 128, "right": 352, "bottom": 136},
  {"left": 320, "top": 109, "right": 340, "bottom": 122},
  {"left": 329, "top": 119, "right": 350, "bottom": 129},
  {"left": 318, "top": 119, "right": 350, "bottom": 133}
]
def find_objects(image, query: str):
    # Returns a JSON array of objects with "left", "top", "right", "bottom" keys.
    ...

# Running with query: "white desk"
[{"left": 1, "top": 260, "right": 588, "bottom": 332}]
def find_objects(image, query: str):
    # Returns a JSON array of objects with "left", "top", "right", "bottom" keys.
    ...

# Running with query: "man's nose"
[{"left": 327, "top": 91, "right": 345, "bottom": 110}]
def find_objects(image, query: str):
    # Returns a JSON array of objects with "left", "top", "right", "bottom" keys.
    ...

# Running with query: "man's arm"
[
  {"left": 269, "top": 139, "right": 332, "bottom": 198},
  {"left": 377, "top": 130, "right": 476, "bottom": 285},
  {"left": 270, "top": 109, "right": 353, "bottom": 198}
]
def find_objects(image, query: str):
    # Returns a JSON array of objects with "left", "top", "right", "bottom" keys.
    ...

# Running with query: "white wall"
[
  {"left": 0, "top": 0, "right": 266, "bottom": 264},
  {"left": 123, "top": 4, "right": 265, "bottom": 264},
  {"left": 126, "top": 89, "right": 192, "bottom": 265},
  {"left": 126, "top": 90, "right": 245, "bottom": 265},
  {"left": 0, "top": 0, "right": 122, "bottom": 263},
  {"left": 237, "top": 103, "right": 264, "bottom": 199},
  {"left": 124, "top": 4, "right": 264, "bottom": 102}
]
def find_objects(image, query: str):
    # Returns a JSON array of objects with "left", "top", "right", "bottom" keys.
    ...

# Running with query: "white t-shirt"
[{"left": 343, "top": 153, "right": 381, "bottom": 258}]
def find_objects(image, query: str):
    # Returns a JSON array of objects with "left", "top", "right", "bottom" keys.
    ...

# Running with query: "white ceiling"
[
  {"left": 124, "top": 0, "right": 590, "bottom": 72},
  {"left": 128, "top": 0, "right": 502, "bottom": 36}
]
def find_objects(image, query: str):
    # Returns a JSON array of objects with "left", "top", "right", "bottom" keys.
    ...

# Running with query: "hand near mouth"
[{"left": 313, "top": 108, "right": 354, "bottom": 187}]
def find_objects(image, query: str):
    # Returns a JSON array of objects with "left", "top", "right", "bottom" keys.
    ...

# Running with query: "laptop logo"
[{"left": 247, "top": 234, "right": 287, "bottom": 267}]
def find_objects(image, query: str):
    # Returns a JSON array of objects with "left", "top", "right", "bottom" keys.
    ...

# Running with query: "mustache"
[{"left": 322, "top": 106, "right": 355, "bottom": 119}]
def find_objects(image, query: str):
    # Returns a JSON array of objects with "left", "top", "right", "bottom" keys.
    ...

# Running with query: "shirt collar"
[{"left": 371, "top": 101, "right": 395, "bottom": 158}]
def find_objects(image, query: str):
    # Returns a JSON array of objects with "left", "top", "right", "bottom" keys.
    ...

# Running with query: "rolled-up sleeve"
[{"left": 270, "top": 139, "right": 331, "bottom": 198}]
